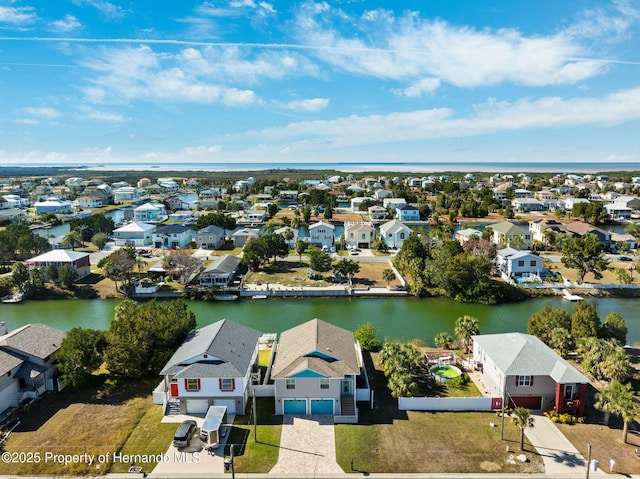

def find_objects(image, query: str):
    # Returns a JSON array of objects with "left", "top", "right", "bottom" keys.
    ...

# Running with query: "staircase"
[
  {"left": 165, "top": 399, "right": 181, "bottom": 415},
  {"left": 340, "top": 395, "right": 355, "bottom": 416},
  {"left": 10, "top": 393, "right": 24, "bottom": 409}
]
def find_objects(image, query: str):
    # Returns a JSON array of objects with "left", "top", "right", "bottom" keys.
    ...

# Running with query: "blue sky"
[{"left": 1, "top": 0, "right": 640, "bottom": 167}]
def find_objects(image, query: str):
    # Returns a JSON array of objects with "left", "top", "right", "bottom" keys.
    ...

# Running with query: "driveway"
[
  {"left": 269, "top": 415, "right": 343, "bottom": 475},
  {"left": 524, "top": 415, "right": 605, "bottom": 476},
  {"left": 152, "top": 413, "right": 234, "bottom": 475}
]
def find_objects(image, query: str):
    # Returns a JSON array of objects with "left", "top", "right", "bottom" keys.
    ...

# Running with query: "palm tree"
[
  {"left": 594, "top": 381, "right": 639, "bottom": 443},
  {"left": 382, "top": 268, "right": 396, "bottom": 289},
  {"left": 62, "top": 230, "right": 83, "bottom": 251},
  {"left": 454, "top": 315, "right": 480, "bottom": 356},
  {"left": 512, "top": 407, "right": 534, "bottom": 451}
]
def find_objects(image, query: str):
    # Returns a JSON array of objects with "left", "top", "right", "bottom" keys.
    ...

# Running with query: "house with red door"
[
  {"left": 471, "top": 333, "right": 589, "bottom": 416},
  {"left": 158, "top": 319, "right": 260, "bottom": 416}
]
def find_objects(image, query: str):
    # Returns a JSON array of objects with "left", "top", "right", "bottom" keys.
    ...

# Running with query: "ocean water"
[{"left": 2, "top": 161, "right": 640, "bottom": 174}]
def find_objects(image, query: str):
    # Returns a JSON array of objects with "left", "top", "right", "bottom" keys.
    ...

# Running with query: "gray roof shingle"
[{"left": 0, "top": 324, "right": 66, "bottom": 360}]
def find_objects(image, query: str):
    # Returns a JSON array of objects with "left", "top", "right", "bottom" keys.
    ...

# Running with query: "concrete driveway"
[{"left": 269, "top": 415, "right": 343, "bottom": 475}]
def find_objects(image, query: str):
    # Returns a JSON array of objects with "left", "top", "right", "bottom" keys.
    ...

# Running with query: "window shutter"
[
  {"left": 184, "top": 379, "right": 189, "bottom": 389},
  {"left": 219, "top": 378, "right": 223, "bottom": 389},
  {"left": 530, "top": 376, "right": 534, "bottom": 387},
  {"left": 515, "top": 376, "right": 519, "bottom": 387},
  {"left": 231, "top": 378, "right": 235, "bottom": 390}
]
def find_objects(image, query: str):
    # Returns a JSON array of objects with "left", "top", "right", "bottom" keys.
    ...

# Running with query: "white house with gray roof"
[
  {"left": 0, "top": 323, "right": 66, "bottom": 415},
  {"left": 472, "top": 333, "right": 589, "bottom": 415},
  {"left": 379, "top": 220, "right": 413, "bottom": 249},
  {"left": 271, "top": 318, "right": 365, "bottom": 421},
  {"left": 159, "top": 319, "right": 260, "bottom": 415}
]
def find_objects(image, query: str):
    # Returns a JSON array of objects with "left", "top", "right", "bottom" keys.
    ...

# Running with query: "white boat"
[
  {"left": 561, "top": 289, "right": 583, "bottom": 301},
  {"left": 252, "top": 295, "right": 268, "bottom": 300},
  {"left": 1, "top": 292, "right": 24, "bottom": 304},
  {"left": 213, "top": 294, "right": 238, "bottom": 301}
]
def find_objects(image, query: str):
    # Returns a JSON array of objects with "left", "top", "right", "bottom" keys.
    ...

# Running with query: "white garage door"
[
  {"left": 214, "top": 399, "right": 237, "bottom": 414},
  {"left": 186, "top": 399, "right": 209, "bottom": 414}
]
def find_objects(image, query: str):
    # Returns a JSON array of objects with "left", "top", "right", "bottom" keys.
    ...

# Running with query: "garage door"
[
  {"left": 311, "top": 399, "right": 334, "bottom": 414},
  {"left": 509, "top": 396, "right": 542, "bottom": 409},
  {"left": 283, "top": 399, "right": 307, "bottom": 414},
  {"left": 214, "top": 399, "right": 236, "bottom": 415},
  {"left": 186, "top": 399, "right": 209, "bottom": 414}
]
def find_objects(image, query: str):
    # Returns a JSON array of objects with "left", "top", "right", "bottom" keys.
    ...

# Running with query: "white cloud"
[
  {"left": 291, "top": 3, "right": 623, "bottom": 87},
  {"left": 279, "top": 98, "right": 330, "bottom": 112},
  {"left": 22, "top": 107, "right": 60, "bottom": 119},
  {"left": 15, "top": 118, "right": 39, "bottom": 125},
  {"left": 0, "top": 6, "right": 36, "bottom": 25},
  {"left": 50, "top": 14, "right": 81, "bottom": 32},
  {"left": 77, "top": 105, "right": 126, "bottom": 121},
  {"left": 241, "top": 87, "right": 640, "bottom": 149},
  {"left": 71, "top": 0, "right": 127, "bottom": 20},
  {"left": 393, "top": 78, "right": 441, "bottom": 98}
]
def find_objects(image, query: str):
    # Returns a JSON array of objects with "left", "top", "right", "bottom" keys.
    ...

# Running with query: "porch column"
[
  {"left": 555, "top": 383, "right": 563, "bottom": 415},
  {"left": 577, "top": 383, "right": 587, "bottom": 416}
]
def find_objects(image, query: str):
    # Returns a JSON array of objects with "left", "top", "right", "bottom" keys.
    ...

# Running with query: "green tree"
[
  {"left": 434, "top": 332, "right": 454, "bottom": 350},
  {"left": 162, "top": 250, "right": 203, "bottom": 289},
  {"left": 267, "top": 203, "right": 279, "bottom": 218},
  {"left": 62, "top": 230, "right": 83, "bottom": 251},
  {"left": 104, "top": 299, "right": 196, "bottom": 378},
  {"left": 548, "top": 327, "right": 574, "bottom": 358},
  {"left": 601, "top": 312, "right": 627, "bottom": 345},
  {"left": 382, "top": 268, "right": 396, "bottom": 288},
  {"left": 354, "top": 322, "right": 382, "bottom": 352},
  {"left": 332, "top": 258, "right": 360, "bottom": 283},
  {"left": 527, "top": 306, "right": 572, "bottom": 345},
  {"left": 295, "top": 239, "right": 307, "bottom": 263},
  {"left": 594, "top": 381, "right": 639, "bottom": 443},
  {"left": 57, "top": 328, "right": 106, "bottom": 387},
  {"left": 195, "top": 212, "right": 236, "bottom": 233},
  {"left": 512, "top": 407, "right": 534, "bottom": 451},
  {"left": 241, "top": 238, "right": 268, "bottom": 271},
  {"left": 561, "top": 233, "right": 609, "bottom": 283},
  {"left": 571, "top": 301, "right": 600, "bottom": 339},
  {"left": 301, "top": 206, "right": 312, "bottom": 223},
  {"left": 262, "top": 234, "right": 289, "bottom": 262},
  {"left": 58, "top": 263, "right": 78, "bottom": 289},
  {"left": 11, "top": 262, "right": 29, "bottom": 291},
  {"left": 101, "top": 247, "right": 136, "bottom": 293},
  {"left": 578, "top": 337, "right": 632, "bottom": 382},
  {"left": 454, "top": 315, "right": 479, "bottom": 355},
  {"left": 91, "top": 232, "right": 109, "bottom": 250},
  {"left": 307, "top": 247, "right": 332, "bottom": 272}
]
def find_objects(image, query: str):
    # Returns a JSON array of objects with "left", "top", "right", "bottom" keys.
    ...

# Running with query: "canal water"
[{"left": 2, "top": 296, "right": 639, "bottom": 346}]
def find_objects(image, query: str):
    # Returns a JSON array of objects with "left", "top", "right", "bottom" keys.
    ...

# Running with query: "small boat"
[
  {"left": 1, "top": 292, "right": 24, "bottom": 304},
  {"left": 213, "top": 294, "right": 238, "bottom": 301},
  {"left": 252, "top": 295, "right": 268, "bottom": 300}
]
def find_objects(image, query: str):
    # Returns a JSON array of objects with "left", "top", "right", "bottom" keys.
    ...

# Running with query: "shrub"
[{"left": 447, "top": 372, "right": 469, "bottom": 389}]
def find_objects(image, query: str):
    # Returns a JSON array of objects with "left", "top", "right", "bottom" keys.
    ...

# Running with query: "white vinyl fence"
[{"left": 399, "top": 396, "right": 495, "bottom": 411}]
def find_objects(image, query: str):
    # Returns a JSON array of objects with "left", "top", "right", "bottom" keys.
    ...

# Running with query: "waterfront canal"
[{"left": 2, "top": 296, "right": 640, "bottom": 345}]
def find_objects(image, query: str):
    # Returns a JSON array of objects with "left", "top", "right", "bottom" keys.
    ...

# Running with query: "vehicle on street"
[
  {"left": 618, "top": 255, "right": 632, "bottom": 261},
  {"left": 173, "top": 420, "right": 198, "bottom": 448}
]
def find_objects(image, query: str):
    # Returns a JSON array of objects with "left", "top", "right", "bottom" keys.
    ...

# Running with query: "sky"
[{"left": 1, "top": 0, "right": 640, "bottom": 168}]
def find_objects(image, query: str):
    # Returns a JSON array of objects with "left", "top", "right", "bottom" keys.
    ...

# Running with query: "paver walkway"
[{"left": 269, "top": 415, "right": 343, "bottom": 475}]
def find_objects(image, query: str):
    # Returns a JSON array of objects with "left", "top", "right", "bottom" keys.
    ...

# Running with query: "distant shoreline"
[{"left": 1, "top": 161, "right": 640, "bottom": 176}]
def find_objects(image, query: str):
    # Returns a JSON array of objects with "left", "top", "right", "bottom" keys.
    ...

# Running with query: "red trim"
[{"left": 185, "top": 378, "right": 200, "bottom": 391}]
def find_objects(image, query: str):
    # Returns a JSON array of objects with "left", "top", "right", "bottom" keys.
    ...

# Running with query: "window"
[
  {"left": 518, "top": 260, "right": 525, "bottom": 267},
  {"left": 530, "top": 260, "right": 537, "bottom": 267},
  {"left": 185, "top": 378, "right": 200, "bottom": 391},
  {"left": 220, "top": 378, "right": 235, "bottom": 391},
  {"left": 516, "top": 375, "right": 532, "bottom": 387},
  {"left": 400, "top": 233, "right": 405, "bottom": 239},
  {"left": 564, "top": 385, "right": 573, "bottom": 400},
  {"left": 286, "top": 378, "right": 296, "bottom": 390},
  {"left": 320, "top": 378, "right": 330, "bottom": 390}
]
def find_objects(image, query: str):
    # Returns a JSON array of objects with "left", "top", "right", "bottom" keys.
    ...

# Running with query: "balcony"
[{"left": 562, "top": 399, "right": 580, "bottom": 410}]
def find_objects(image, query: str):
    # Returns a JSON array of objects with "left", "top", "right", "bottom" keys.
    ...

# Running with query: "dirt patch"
[{"left": 480, "top": 461, "right": 503, "bottom": 472}]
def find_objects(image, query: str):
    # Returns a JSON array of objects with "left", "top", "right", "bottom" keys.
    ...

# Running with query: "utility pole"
[
  {"left": 586, "top": 442, "right": 591, "bottom": 479},
  {"left": 253, "top": 388, "right": 257, "bottom": 440},
  {"left": 230, "top": 444, "right": 235, "bottom": 479}
]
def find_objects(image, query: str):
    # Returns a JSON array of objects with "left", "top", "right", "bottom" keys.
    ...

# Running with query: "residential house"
[
  {"left": 379, "top": 220, "right": 413, "bottom": 249},
  {"left": 563, "top": 222, "right": 612, "bottom": 250},
  {"left": 0, "top": 323, "right": 66, "bottom": 415},
  {"left": 604, "top": 203, "right": 632, "bottom": 220},
  {"left": 232, "top": 228, "right": 260, "bottom": 248},
  {"left": 472, "top": 333, "right": 589, "bottom": 415},
  {"left": 25, "top": 249, "right": 91, "bottom": 279},
  {"left": 1, "top": 195, "right": 29, "bottom": 208},
  {"left": 344, "top": 223, "right": 376, "bottom": 249},
  {"left": 561, "top": 198, "right": 590, "bottom": 212},
  {"left": 273, "top": 226, "right": 298, "bottom": 248},
  {"left": 528, "top": 219, "right": 565, "bottom": 244},
  {"left": 512, "top": 197, "right": 545, "bottom": 212},
  {"left": 199, "top": 255, "right": 241, "bottom": 287},
  {"left": 243, "top": 210, "right": 267, "bottom": 223},
  {"left": 368, "top": 205, "right": 388, "bottom": 222},
  {"left": 137, "top": 177, "right": 152, "bottom": 189},
  {"left": 159, "top": 319, "right": 260, "bottom": 415},
  {"left": 152, "top": 224, "right": 194, "bottom": 249},
  {"left": 196, "top": 225, "right": 226, "bottom": 250},
  {"left": 113, "top": 221, "right": 156, "bottom": 247},
  {"left": 496, "top": 248, "right": 543, "bottom": 280},
  {"left": 309, "top": 221, "right": 335, "bottom": 249},
  {"left": 490, "top": 221, "right": 531, "bottom": 249},
  {"left": 72, "top": 195, "right": 103, "bottom": 209},
  {"left": 612, "top": 195, "right": 640, "bottom": 210},
  {"left": 455, "top": 228, "right": 482, "bottom": 245},
  {"left": 133, "top": 202, "right": 167, "bottom": 222},
  {"left": 395, "top": 204, "right": 420, "bottom": 221},
  {"left": 33, "top": 197, "right": 73, "bottom": 215},
  {"left": 278, "top": 190, "right": 299, "bottom": 203},
  {"left": 382, "top": 198, "right": 406, "bottom": 209},
  {"left": 271, "top": 318, "right": 363, "bottom": 420},
  {"left": 611, "top": 232, "right": 639, "bottom": 251},
  {"left": 113, "top": 186, "right": 139, "bottom": 202},
  {"left": 350, "top": 197, "right": 373, "bottom": 212}
]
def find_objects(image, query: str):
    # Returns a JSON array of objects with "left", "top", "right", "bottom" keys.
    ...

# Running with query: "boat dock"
[{"left": 561, "top": 289, "right": 583, "bottom": 301}]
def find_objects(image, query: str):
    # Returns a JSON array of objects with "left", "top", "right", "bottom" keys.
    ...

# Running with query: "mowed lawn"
[{"left": 1, "top": 377, "right": 170, "bottom": 475}]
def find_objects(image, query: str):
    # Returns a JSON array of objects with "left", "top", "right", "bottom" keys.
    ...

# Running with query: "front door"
[
  {"left": 341, "top": 379, "right": 352, "bottom": 395},
  {"left": 170, "top": 383, "right": 179, "bottom": 397}
]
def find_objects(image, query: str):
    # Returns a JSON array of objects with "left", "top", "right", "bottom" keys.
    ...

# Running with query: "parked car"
[
  {"left": 173, "top": 420, "right": 198, "bottom": 448},
  {"left": 618, "top": 255, "right": 632, "bottom": 261}
]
